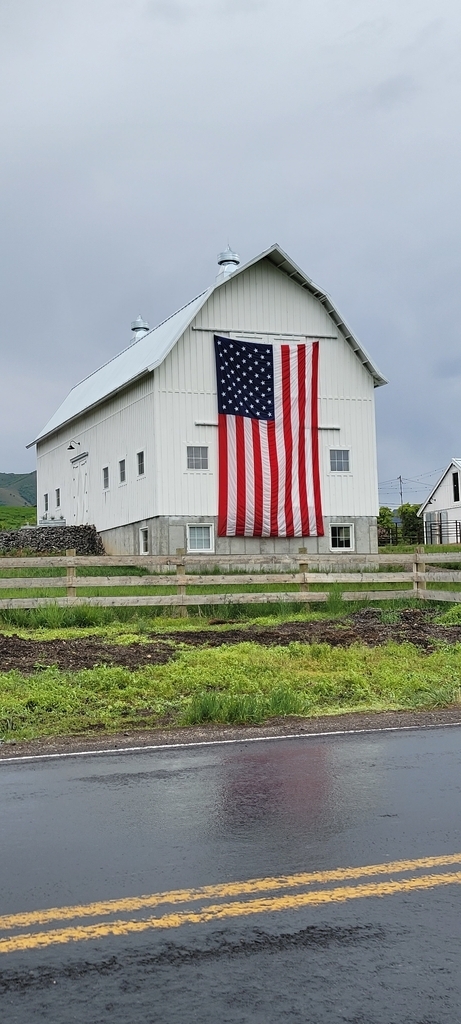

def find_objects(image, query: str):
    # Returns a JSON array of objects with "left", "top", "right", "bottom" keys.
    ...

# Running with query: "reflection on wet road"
[{"left": 1, "top": 727, "right": 461, "bottom": 1022}]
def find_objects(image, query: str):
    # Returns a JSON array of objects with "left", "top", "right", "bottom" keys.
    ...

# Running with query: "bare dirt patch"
[{"left": 1, "top": 609, "right": 460, "bottom": 675}]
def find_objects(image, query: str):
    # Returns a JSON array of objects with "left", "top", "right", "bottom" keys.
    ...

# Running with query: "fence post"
[
  {"left": 413, "top": 546, "right": 426, "bottom": 599},
  {"left": 299, "top": 561, "right": 309, "bottom": 595},
  {"left": 176, "top": 561, "right": 188, "bottom": 617},
  {"left": 66, "top": 548, "right": 77, "bottom": 600}
]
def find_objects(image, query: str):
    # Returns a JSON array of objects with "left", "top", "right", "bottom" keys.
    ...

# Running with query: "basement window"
[
  {"left": 453, "top": 472, "right": 460, "bottom": 503},
  {"left": 330, "top": 450, "right": 350, "bottom": 472},
  {"left": 119, "top": 459, "right": 126, "bottom": 484},
  {"left": 103, "top": 467, "right": 109, "bottom": 490},
  {"left": 55, "top": 488, "right": 61, "bottom": 508},
  {"left": 139, "top": 528, "right": 149, "bottom": 554},
  {"left": 44, "top": 493, "right": 49, "bottom": 513},
  {"left": 187, "top": 524, "right": 214, "bottom": 552},
  {"left": 330, "top": 524, "right": 354, "bottom": 550},
  {"left": 137, "top": 451, "right": 145, "bottom": 476},
  {"left": 187, "top": 446, "right": 208, "bottom": 470}
]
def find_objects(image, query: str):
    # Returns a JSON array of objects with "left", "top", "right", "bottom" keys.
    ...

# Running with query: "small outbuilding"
[
  {"left": 418, "top": 460, "right": 461, "bottom": 544},
  {"left": 28, "top": 244, "right": 387, "bottom": 556}
]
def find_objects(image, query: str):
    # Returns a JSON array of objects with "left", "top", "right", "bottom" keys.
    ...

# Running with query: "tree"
[
  {"left": 397, "top": 503, "right": 424, "bottom": 544},
  {"left": 377, "top": 506, "right": 394, "bottom": 545}
]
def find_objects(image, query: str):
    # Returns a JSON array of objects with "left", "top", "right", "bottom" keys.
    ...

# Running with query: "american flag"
[{"left": 214, "top": 335, "right": 324, "bottom": 538}]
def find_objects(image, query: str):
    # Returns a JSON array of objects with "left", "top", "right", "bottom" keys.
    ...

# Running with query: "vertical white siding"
[
  {"left": 37, "top": 376, "right": 156, "bottom": 532},
  {"left": 154, "top": 258, "right": 379, "bottom": 519}
]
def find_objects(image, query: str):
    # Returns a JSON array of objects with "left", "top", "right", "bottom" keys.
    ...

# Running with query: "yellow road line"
[
  {"left": 2, "top": 851, "right": 461, "bottom": 933},
  {"left": 1, "top": 869, "right": 461, "bottom": 954}
]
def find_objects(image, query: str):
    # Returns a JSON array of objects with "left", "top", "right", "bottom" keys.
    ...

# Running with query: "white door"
[{"left": 72, "top": 457, "right": 89, "bottom": 525}]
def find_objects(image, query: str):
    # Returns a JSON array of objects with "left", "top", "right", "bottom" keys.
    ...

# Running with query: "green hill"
[{"left": 0, "top": 472, "right": 37, "bottom": 507}]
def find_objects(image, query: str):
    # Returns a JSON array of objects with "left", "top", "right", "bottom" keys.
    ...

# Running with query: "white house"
[
  {"left": 418, "top": 460, "right": 461, "bottom": 544},
  {"left": 28, "top": 244, "right": 387, "bottom": 556}
]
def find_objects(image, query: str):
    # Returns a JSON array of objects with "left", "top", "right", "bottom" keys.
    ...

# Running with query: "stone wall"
[{"left": 0, "top": 524, "right": 105, "bottom": 555}]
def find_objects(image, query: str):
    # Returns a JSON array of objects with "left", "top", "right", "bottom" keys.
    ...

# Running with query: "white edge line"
[{"left": 1, "top": 721, "right": 461, "bottom": 764}]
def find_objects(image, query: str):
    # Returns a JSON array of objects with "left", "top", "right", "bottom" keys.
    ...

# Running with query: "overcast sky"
[{"left": 1, "top": 0, "right": 460, "bottom": 506}]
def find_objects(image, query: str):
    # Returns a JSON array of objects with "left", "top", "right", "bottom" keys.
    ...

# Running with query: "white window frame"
[
  {"left": 186, "top": 445, "right": 209, "bottom": 471},
  {"left": 137, "top": 450, "right": 145, "bottom": 477},
  {"left": 139, "top": 527, "right": 149, "bottom": 555},
  {"left": 103, "top": 466, "right": 109, "bottom": 490},
  {"left": 119, "top": 459, "right": 126, "bottom": 485},
  {"left": 329, "top": 523, "right": 355, "bottom": 552},
  {"left": 55, "top": 488, "right": 61, "bottom": 508},
  {"left": 329, "top": 448, "right": 351, "bottom": 473},
  {"left": 44, "top": 493, "right": 49, "bottom": 513},
  {"left": 187, "top": 523, "right": 215, "bottom": 553}
]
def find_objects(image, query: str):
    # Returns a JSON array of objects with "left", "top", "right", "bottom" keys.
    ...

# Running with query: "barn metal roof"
[
  {"left": 418, "top": 459, "right": 461, "bottom": 515},
  {"left": 29, "top": 243, "right": 387, "bottom": 446}
]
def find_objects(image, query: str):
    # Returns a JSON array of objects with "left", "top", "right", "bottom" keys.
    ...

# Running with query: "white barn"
[
  {"left": 28, "top": 244, "right": 387, "bottom": 556},
  {"left": 418, "top": 459, "right": 461, "bottom": 544}
]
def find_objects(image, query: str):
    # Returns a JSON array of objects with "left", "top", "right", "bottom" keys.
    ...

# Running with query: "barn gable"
[{"left": 29, "top": 244, "right": 386, "bottom": 448}]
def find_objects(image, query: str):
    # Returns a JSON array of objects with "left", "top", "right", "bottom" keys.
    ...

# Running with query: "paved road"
[{"left": 1, "top": 727, "right": 461, "bottom": 1023}]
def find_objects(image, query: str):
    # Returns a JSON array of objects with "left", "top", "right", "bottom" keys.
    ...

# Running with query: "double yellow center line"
[{"left": 2, "top": 852, "right": 461, "bottom": 954}]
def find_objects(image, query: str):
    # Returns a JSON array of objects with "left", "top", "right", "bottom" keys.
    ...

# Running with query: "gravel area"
[{"left": 1, "top": 708, "right": 461, "bottom": 759}]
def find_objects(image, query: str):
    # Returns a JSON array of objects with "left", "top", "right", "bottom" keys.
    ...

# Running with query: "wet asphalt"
[{"left": 1, "top": 727, "right": 461, "bottom": 1023}]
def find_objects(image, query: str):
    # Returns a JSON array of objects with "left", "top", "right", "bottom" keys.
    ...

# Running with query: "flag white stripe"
[
  {"left": 259, "top": 421, "right": 271, "bottom": 537},
  {"left": 226, "top": 416, "right": 237, "bottom": 536},
  {"left": 244, "top": 416, "right": 255, "bottom": 535},
  {"left": 273, "top": 347, "right": 287, "bottom": 537},
  {"left": 289, "top": 346, "right": 302, "bottom": 536},
  {"left": 305, "top": 346, "right": 319, "bottom": 536}
]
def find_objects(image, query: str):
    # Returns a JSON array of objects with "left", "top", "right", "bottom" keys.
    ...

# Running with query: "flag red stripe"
[
  {"left": 281, "top": 346, "right": 294, "bottom": 537},
  {"left": 252, "top": 419, "right": 263, "bottom": 536},
  {"left": 267, "top": 419, "right": 279, "bottom": 535},
  {"left": 311, "top": 341, "right": 323, "bottom": 535},
  {"left": 218, "top": 413, "right": 228, "bottom": 537},
  {"left": 297, "top": 345, "right": 310, "bottom": 535},
  {"left": 235, "top": 415, "right": 246, "bottom": 535}
]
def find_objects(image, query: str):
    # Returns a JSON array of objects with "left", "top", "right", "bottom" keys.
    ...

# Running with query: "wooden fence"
[{"left": 0, "top": 550, "right": 461, "bottom": 610}]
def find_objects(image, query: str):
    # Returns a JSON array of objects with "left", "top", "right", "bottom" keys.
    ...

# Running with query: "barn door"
[{"left": 72, "top": 455, "right": 89, "bottom": 525}]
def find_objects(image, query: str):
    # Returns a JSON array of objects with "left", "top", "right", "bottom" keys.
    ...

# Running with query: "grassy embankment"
[
  {"left": 0, "top": 507, "right": 37, "bottom": 530},
  {"left": 1, "top": 601, "right": 461, "bottom": 742}
]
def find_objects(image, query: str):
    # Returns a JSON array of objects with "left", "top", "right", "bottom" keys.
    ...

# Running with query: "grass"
[
  {"left": 0, "top": 507, "right": 37, "bottom": 530},
  {"left": 1, "top": 639, "right": 461, "bottom": 741}
]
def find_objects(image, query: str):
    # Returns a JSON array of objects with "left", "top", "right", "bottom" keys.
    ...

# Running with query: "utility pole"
[{"left": 398, "top": 475, "right": 403, "bottom": 505}]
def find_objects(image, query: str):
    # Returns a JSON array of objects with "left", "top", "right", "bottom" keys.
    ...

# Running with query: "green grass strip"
[{"left": 1, "top": 640, "right": 461, "bottom": 740}]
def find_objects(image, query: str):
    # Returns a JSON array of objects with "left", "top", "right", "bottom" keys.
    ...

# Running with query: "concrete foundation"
[{"left": 100, "top": 515, "right": 378, "bottom": 561}]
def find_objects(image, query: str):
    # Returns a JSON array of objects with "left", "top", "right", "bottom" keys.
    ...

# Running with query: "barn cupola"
[
  {"left": 131, "top": 315, "right": 150, "bottom": 344},
  {"left": 216, "top": 245, "right": 240, "bottom": 282}
]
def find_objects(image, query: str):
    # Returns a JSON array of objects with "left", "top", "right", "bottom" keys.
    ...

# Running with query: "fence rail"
[{"left": 1, "top": 549, "right": 461, "bottom": 610}]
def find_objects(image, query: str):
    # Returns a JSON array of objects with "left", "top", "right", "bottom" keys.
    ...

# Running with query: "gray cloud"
[{"left": 0, "top": 0, "right": 460, "bottom": 498}]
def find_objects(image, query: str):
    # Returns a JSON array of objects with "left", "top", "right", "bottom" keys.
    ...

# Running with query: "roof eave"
[{"left": 216, "top": 243, "right": 388, "bottom": 388}]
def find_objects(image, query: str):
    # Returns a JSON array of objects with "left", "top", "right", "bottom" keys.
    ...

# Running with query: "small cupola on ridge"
[
  {"left": 131, "top": 315, "right": 150, "bottom": 344},
  {"left": 216, "top": 245, "right": 240, "bottom": 282}
]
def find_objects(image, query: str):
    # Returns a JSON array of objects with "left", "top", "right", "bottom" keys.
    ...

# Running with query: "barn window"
[
  {"left": 55, "top": 488, "right": 61, "bottom": 508},
  {"left": 330, "top": 524, "right": 353, "bottom": 550},
  {"left": 453, "top": 472, "right": 460, "bottom": 503},
  {"left": 119, "top": 459, "right": 126, "bottom": 484},
  {"left": 44, "top": 493, "right": 49, "bottom": 513},
  {"left": 103, "top": 467, "right": 109, "bottom": 490},
  {"left": 139, "top": 528, "right": 149, "bottom": 554},
  {"left": 330, "top": 450, "right": 350, "bottom": 472},
  {"left": 137, "top": 451, "right": 145, "bottom": 476},
  {"left": 187, "top": 524, "right": 214, "bottom": 552},
  {"left": 187, "top": 446, "right": 208, "bottom": 470}
]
